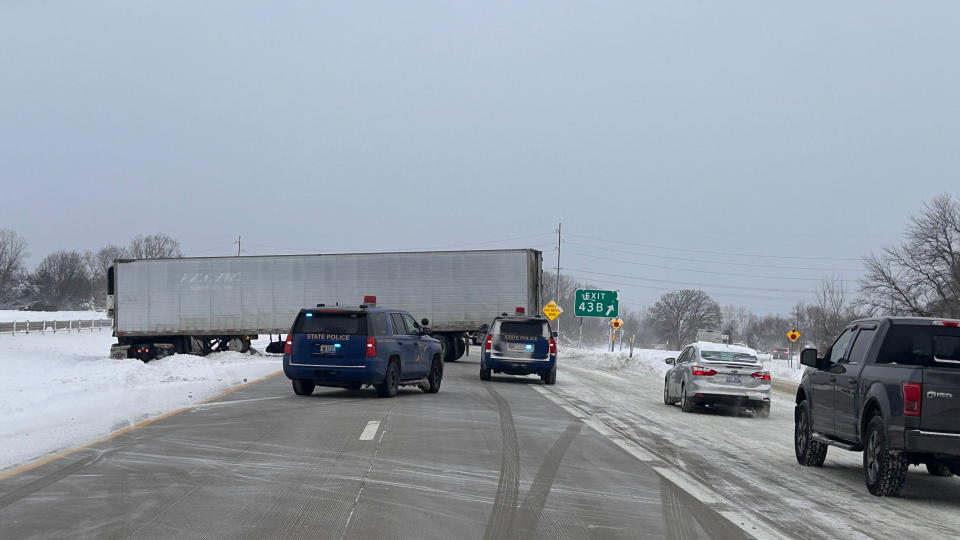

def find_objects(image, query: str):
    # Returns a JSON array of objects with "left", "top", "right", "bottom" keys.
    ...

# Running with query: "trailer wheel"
[
  {"left": 453, "top": 337, "right": 466, "bottom": 360},
  {"left": 433, "top": 335, "right": 454, "bottom": 362}
]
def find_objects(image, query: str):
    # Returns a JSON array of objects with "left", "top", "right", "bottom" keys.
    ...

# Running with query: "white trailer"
[{"left": 108, "top": 249, "right": 542, "bottom": 360}]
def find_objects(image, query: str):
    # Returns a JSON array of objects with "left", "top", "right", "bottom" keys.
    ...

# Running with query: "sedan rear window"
[
  {"left": 294, "top": 312, "right": 366, "bottom": 335},
  {"left": 700, "top": 350, "right": 758, "bottom": 363},
  {"left": 497, "top": 321, "right": 548, "bottom": 338}
]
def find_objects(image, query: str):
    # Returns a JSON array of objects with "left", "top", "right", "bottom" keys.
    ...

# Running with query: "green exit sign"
[{"left": 575, "top": 289, "right": 619, "bottom": 318}]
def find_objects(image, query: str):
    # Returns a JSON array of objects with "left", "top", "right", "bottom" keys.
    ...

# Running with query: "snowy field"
[
  {"left": 0, "top": 332, "right": 282, "bottom": 472},
  {"left": 0, "top": 310, "right": 107, "bottom": 322}
]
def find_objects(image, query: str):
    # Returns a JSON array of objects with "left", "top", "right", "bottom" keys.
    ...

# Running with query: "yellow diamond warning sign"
[
  {"left": 543, "top": 301, "right": 563, "bottom": 321},
  {"left": 787, "top": 329, "right": 801, "bottom": 343}
]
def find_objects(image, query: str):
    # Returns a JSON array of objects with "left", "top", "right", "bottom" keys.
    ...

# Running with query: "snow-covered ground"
[
  {"left": 0, "top": 332, "right": 282, "bottom": 472},
  {"left": 564, "top": 345, "right": 806, "bottom": 383},
  {"left": 0, "top": 310, "right": 107, "bottom": 322}
]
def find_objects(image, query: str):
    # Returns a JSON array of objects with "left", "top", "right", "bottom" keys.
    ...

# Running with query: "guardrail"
[{"left": 0, "top": 319, "right": 112, "bottom": 335}]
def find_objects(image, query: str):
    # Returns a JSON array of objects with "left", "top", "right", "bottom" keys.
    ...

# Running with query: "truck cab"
[
  {"left": 282, "top": 300, "right": 444, "bottom": 398},
  {"left": 794, "top": 317, "right": 960, "bottom": 496}
]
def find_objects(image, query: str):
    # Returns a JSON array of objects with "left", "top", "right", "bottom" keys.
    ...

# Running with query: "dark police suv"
[
  {"left": 480, "top": 309, "right": 557, "bottom": 384},
  {"left": 283, "top": 297, "right": 444, "bottom": 398},
  {"left": 795, "top": 317, "right": 960, "bottom": 496}
]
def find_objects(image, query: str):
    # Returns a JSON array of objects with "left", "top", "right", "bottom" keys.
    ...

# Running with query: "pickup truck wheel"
[
  {"left": 424, "top": 356, "right": 442, "bottom": 393},
  {"left": 794, "top": 400, "right": 827, "bottom": 466},
  {"left": 864, "top": 416, "right": 908, "bottom": 496},
  {"left": 292, "top": 380, "right": 315, "bottom": 396},
  {"left": 376, "top": 360, "right": 400, "bottom": 398},
  {"left": 680, "top": 385, "right": 695, "bottom": 412},
  {"left": 924, "top": 461, "right": 954, "bottom": 477},
  {"left": 480, "top": 366, "right": 491, "bottom": 381}
]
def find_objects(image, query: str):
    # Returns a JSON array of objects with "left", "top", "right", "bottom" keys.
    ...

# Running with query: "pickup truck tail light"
[
  {"left": 932, "top": 320, "right": 960, "bottom": 327},
  {"left": 283, "top": 334, "right": 292, "bottom": 355},
  {"left": 366, "top": 336, "right": 377, "bottom": 358},
  {"left": 691, "top": 366, "right": 717, "bottom": 376},
  {"left": 751, "top": 371, "right": 771, "bottom": 380},
  {"left": 902, "top": 382, "right": 922, "bottom": 417},
  {"left": 549, "top": 337, "right": 557, "bottom": 354},
  {"left": 485, "top": 334, "right": 493, "bottom": 351}
]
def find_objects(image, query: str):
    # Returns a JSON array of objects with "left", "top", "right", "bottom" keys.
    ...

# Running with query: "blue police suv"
[
  {"left": 480, "top": 311, "right": 557, "bottom": 384},
  {"left": 283, "top": 298, "right": 444, "bottom": 397}
]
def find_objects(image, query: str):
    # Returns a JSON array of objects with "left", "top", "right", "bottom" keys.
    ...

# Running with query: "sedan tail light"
[
  {"left": 902, "top": 382, "right": 922, "bottom": 417},
  {"left": 751, "top": 371, "right": 771, "bottom": 380},
  {"left": 366, "top": 336, "right": 377, "bottom": 358},
  {"left": 691, "top": 366, "right": 717, "bottom": 376},
  {"left": 283, "top": 334, "right": 292, "bottom": 355}
]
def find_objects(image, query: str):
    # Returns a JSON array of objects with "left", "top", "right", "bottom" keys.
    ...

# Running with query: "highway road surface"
[{"left": 0, "top": 359, "right": 753, "bottom": 540}]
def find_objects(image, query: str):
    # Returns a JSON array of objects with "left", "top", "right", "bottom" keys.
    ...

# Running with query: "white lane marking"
[
  {"left": 531, "top": 385, "right": 782, "bottom": 540},
  {"left": 359, "top": 420, "right": 380, "bottom": 441},
  {"left": 193, "top": 396, "right": 285, "bottom": 408}
]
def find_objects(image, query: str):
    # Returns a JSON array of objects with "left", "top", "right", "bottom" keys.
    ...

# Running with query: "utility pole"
[
  {"left": 236, "top": 235, "right": 241, "bottom": 256},
  {"left": 555, "top": 222, "right": 561, "bottom": 340}
]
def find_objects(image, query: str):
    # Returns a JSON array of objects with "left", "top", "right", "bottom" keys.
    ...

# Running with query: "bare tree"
[
  {"left": 31, "top": 250, "right": 92, "bottom": 308},
  {"left": 648, "top": 289, "right": 721, "bottom": 350},
  {"left": 860, "top": 194, "right": 960, "bottom": 317},
  {"left": 128, "top": 233, "right": 183, "bottom": 259},
  {"left": 84, "top": 244, "right": 129, "bottom": 306},
  {"left": 0, "top": 229, "right": 28, "bottom": 305},
  {"left": 791, "top": 276, "right": 861, "bottom": 350}
]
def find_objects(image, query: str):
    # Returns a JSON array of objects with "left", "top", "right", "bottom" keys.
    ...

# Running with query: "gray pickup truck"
[{"left": 794, "top": 316, "right": 960, "bottom": 496}]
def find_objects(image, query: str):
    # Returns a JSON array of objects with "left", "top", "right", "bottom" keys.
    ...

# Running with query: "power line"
[
  {"left": 566, "top": 232, "right": 876, "bottom": 262},
  {"left": 563, "top": 272, "right": 803, "bottom": 304},
  {"left": 240, "top": 232, "right": 556, "bottom": 255},
  {"left": 563, "top": 240, "right": 864, "bottom": 272},
  {"left": 565, "top": 267, "right": 815, "bottom": 294},
  {"left": 564, "top": 249, "right": 859, "bottom": 282}
]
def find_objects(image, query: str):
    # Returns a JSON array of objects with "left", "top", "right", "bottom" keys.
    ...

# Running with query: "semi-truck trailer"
[{"left": 107, "top": 249, "right": 543, "bottom": 361}]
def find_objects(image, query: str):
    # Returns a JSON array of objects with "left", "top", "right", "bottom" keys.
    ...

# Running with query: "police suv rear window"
[
  {"left": 876, "top": 325, "right": 960, "bottom": 366},
  {"left": 497, "top": 321, "right": 547, "bottom": 338},
  {"left": 294, "top": 312, "right": 367, "bottom": 335}
]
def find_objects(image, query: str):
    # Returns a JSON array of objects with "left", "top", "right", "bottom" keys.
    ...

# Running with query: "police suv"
[
  {"left": 480, "top": 309, "right": 558, "bottom": 384},
  {"left": 282, "top": 297, "right": 444, "bottom": 397}
]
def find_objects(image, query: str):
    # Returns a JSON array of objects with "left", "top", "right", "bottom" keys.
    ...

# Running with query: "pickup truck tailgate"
[{"left": 920, "top": 329, "right": 960, "bottom": 433}]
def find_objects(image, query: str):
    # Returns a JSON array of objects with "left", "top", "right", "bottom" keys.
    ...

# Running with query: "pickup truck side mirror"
[
  {"left": 800, "top": 348, "right": 820, "bottom": 368},
  {"left": 665, "top": 358, "right": 676, "bottom": 365}
]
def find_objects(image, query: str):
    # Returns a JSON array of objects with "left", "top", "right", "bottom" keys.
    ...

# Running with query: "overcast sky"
[{"left": 2, "top": 1, "right": 958, "bottom": 315}]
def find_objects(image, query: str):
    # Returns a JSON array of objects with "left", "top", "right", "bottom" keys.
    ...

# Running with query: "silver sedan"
[{"left": 663, "top": 342, "right": 771, "bottom": 417}]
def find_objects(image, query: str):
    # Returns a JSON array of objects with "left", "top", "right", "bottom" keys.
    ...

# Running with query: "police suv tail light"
[
  {"left": 691, "top": 366, "right": 717, "bottom": 376},
  {"left": 549, "top": 337, "right": 557, "bottom": 354},
  {"left": 751, "top": 371, "right": 771, "bottom": 381},
  {"left": 283, "top": 334, "right": 292, "bottom": 355},
  {"left": 902, "top": 382, "right": 922, "bottom": 417},
  {"left": 485, "top": 334, "right": 492, "bottom": 351},
  {"left": 366, "top": 336, "right": 377, "bottom": 358}
]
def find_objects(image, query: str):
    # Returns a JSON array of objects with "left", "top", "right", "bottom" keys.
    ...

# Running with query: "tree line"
[
  {"left": 0, "top": 233, "right": 182, "bottom": 310},
  {"left": 544, "top": 193, "right": 960, "bottom": 352}
]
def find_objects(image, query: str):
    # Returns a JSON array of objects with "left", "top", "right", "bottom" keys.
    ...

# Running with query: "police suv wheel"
[
  {"left": 377, "top": 361, "right": 400, "bottom": 398},
  {"left": 424, "top": 357, "right": 442, "bottom": 393},
  {"left": 480, "top": 367, "right": 491, "bottom": 381},
  {"left": 292, "top": 380, "right": 315, "bottom": 396}
]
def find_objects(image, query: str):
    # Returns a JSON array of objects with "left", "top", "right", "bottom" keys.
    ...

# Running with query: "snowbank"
[
  {"left": 0, "top": 332, "right": 281, "bottom": 472},
  {"left": 0, "top": 310, "right": 107, "bottom": 322},
  {"left": 562, "top": 346, "right": 806, "bottom": 384}
]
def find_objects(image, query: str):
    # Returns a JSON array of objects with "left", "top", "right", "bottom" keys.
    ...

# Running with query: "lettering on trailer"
[
  {"left": 179, "top": 272, "right": 242, "bottom": 292},
  {"left": 307, "top": 334, "right": 352, "bottom": 341}
]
